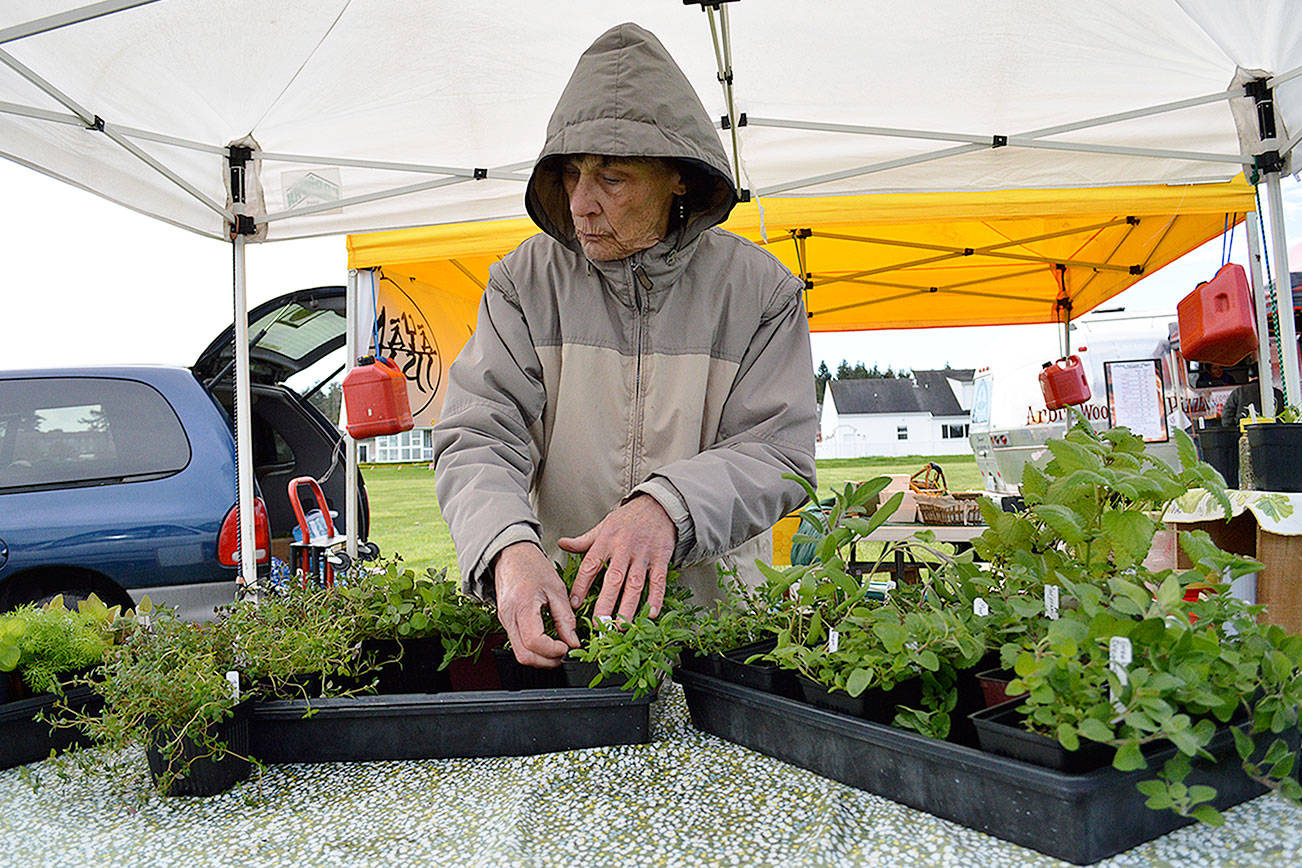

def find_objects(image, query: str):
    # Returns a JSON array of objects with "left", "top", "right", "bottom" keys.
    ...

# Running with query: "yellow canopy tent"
[{"left": 349, "top": 177, "right": 1254, "bottom": 354}]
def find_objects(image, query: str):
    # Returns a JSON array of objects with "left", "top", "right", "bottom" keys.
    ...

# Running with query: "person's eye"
[{"left": 602, "top": 175, "right": 623, "bottom": 185}]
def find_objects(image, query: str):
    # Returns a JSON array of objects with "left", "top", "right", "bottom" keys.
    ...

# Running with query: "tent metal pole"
[
  {"left": 1002, "top": 137, "right": 1244, "bottom": 165},
  {"left": 255, "top": 151, "right": 481, "bottom": 178},
  {"left": 760, "top": 143, "right": 984, "bottom": 196},
  {"left": 1264, "top": 171, "right": 1300, "bottom": 407},
  {"left": 0, "top": 46, "right": 233, "bottom": 221},
  {"left": 1245, "top": 211, "right": 1276, "bottom": 417},
  {"left": 0, "top": 0, "right": 161, "bottom": 45},
  {"left": 0, "top": 100, "right": 81, "bottom": 125},
  {"left": 1268, "top": 64, "right": 1302, "bottom": 89},
  {"left": 345, "top": 269, "right": 359, "bottom": 560},
  {"left": 259, "top": 174, "right": 472, "bottom": 224},
  {"left": 1283, "top": 127, "right": 1302, "bottom": 159},
  {"left": 232, "top": 234, "right": 258, "bottom": 587}
]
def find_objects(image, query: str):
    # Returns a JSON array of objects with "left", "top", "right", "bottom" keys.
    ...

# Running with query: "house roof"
[
  {"left": 829, "top": 368, "right": 974, "bottom": 417},
  {"left": 828, "top": 379, "right": 923, "bottom": 415},
  {"left": 912, "top": 368, "right": 974, "bottom": 416}
]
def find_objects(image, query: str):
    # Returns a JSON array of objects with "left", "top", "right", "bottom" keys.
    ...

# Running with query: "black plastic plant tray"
[
  {"left": 248, "top": 688, "right": 654, "bottom": 764},
  {"left": 677, "top": 668, "right": 1290, "bottom": 865},
  {"left": 1, "top": 686, "right": 100, "bottom": 771}
]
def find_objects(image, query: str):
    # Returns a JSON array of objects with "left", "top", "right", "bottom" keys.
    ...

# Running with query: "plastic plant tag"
[
  {"left": 827, "top": 628, "right": 840, "bottom": 653},
  {"left": 1044, "top": 585, "right": 1060, "bottom": 620},
  {"left": 1108, "top": 636, "right": 1131, "bottom": 713},
  {"left": 973, "top": 597, "right": 989, "bottom": 617},
  {"left": 226, "top": 671, "right": 241, "bottom": 701},
  {"left": 865, "top": 577, "right": 895, "bottom": 601}
]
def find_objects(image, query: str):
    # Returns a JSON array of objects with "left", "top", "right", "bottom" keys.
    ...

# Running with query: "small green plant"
[
  {"left": 57, "top": 602, "right": 250, "bottom": 796},
  {"left": 219, "top": 583, "right": 371, "bottom": 699},
  {"left": 0, "top": 595, "right": 119, "bottom": 696},
  {"left": 751, "top": 475, "right": 985, "bottom": 738},
  {"left": 551, "top": 553, "right": 693, "bottom": 698},
  {"left": 979, "top": 415, "right": 1301, "bottom": 824},
  {"left": 340, "top": 563, "right": 500, "bottom": 669}
]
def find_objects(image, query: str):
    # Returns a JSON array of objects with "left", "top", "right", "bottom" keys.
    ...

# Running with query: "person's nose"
[{"left": 569, "top": 176, "right": 599, "bottom": 219}]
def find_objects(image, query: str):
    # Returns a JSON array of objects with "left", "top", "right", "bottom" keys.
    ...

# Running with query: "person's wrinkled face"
[{"left": 562, "top": 155, "right": 685, "bottom": 261}]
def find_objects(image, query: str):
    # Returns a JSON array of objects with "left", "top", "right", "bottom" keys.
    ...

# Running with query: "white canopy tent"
[{"left": 2, "top": 0, "right": 1300, "bottom": 581}]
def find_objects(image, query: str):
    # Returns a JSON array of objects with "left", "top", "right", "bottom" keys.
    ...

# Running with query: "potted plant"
[
  {"left": 1246, "top": 403, "right": 1302, "bottom": 492},
  {"left": 1, "top": 595, "right": 120, "bottom": 770},
  {"left": 57, "top": 601, "right": 252, "bottom": 797},
  {"left": 963, "top": 417, "right": 1302, "bottom": 824}
]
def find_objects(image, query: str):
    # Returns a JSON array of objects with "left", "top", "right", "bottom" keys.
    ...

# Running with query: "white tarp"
[{"left": 1, "top": 0, "right": 1299, "bottom": 242}]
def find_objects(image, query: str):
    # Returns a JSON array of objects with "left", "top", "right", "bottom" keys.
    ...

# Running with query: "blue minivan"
[{"left": 0, "top": 287, "right": 369, "bottom": 618}]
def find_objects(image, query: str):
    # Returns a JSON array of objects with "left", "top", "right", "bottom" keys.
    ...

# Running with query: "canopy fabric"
[
  {"left": 348, "top": 177, "right": 1257, "bottom": 342},
  {"left": 1, "top": 1, "right": 1297, "bottom": 241}
]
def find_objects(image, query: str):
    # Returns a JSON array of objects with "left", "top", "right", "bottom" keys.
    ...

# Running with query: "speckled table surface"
[{"left": 2, "top": 684, "right": 1299, "bottom": 868}]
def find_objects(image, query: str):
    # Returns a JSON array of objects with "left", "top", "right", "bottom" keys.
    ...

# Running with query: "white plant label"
[
  {"left": 1044, "top": 585, "right": 1060, "bottom": 620},
  {"left": 226, "top": 670, "right": 241, "bottom": 701},
  {"left": 973, "top": 597, "right": 989, "bottom": 617},
  {"left": 827, "top": 628, "right": 840, "bottom": 653},
  {"left": 1108, "top": 636, "right": 1132, "bottom": 712}
]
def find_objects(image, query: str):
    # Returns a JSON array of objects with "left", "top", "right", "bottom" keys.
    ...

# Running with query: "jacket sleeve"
[
  {"left": 634, "top": 274, "right": 818, "bottom": 564},
  {"left": 431, "top": 271, "right": 545, "bottom": 600}
]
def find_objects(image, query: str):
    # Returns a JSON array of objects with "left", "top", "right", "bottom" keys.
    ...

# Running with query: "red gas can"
[
  {"left": 1039, "top": 355, "right": 1091, "bottom": 410},
  {"left": 1177, "top": 263, "right": 1257, "bottom": 365},
  {"left": 342, "top": 356, "right": 414, "bottom": 439}
]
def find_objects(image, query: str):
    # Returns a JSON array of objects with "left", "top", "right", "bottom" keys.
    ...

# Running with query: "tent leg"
[
  {"left": 345, "top": 268, "right": 359, "bottom": 560},
  {"left": 232, "top": 234, "right": 257, "bottom": 588},
  {"left": 1245, "top": 213, "right": 1275, "bottom": 417},
  {"left": 1263, "top": 172, "right": 1300, "bottom": 408}
]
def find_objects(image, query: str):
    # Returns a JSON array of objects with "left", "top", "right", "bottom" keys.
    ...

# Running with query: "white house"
[{"left": 818, "top": 369, "right": 974, "bottom": 459}]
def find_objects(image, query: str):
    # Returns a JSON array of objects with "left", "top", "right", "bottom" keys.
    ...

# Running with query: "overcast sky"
[{"left": 0, "top": 157, "right": 1297, "bottom": 377}]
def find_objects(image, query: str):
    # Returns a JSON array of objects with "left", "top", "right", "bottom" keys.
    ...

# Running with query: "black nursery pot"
[
  {"left": 444, "top": 633, "right": 507, "bottom": 692},
  {"left": 969, "top": 698, "right": 1111, "bottom": 773},
  {"left": 146, "top": 703, "right": 252, "bottom": 797},
  {"left": 491, "top": 647, "right": 567, "bottom": 691},
  {"left": 796, "top": 674, "right": 925, "bottom": 724},
  {"left": 362, "top": 637, "right": 453, "bottom": 694},
  {"left": 1247, "top": 422, "right": 1302, "bottom": 492},
  {"left": 718, "top": 639, "right": 797, "bottom": 698},
  {"left": 975, "top": 668, "right": 1025, "bottom": 709},
  {"left": 678, "top": 650, "right": 724, "bottom": 680},
  {"left": 1195, "top": 421, "right": 1240, "bottom": 489}
]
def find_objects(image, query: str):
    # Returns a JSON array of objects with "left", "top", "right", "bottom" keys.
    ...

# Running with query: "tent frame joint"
[
  {"left": 991, "top": 134, "right": 1007, "bottom": 148},
  {"left": 87, "top": 114, "right": 104, "bottom": 131},
  {"left": 684, "top": 0, "right": 741, "bottom": 10},
  {"left": 1253, "top": 149, "right": 1283, "bottom": 175},
  {"left": 721, "top": 112, "right": 747, "bottom": 130},
  {"left": 473, "top": 167, "right": 487, "bottom": 180}
]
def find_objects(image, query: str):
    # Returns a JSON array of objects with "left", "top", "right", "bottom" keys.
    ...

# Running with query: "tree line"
[{"left": 814, "top": 359, "right": 909, "bottom": 403}]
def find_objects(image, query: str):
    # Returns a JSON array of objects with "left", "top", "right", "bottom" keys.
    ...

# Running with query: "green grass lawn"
[{"left": 360, "top": 454, "right": 979, "bottom": 584}]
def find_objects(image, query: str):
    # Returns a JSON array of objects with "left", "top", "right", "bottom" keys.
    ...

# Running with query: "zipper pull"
[{"left": 631, "top": 262, "right": 652, "bottom": 292}]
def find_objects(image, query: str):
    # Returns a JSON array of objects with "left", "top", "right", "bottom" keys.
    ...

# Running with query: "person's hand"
[
  {"left": 558, "top": 494, "right": 676, "bottom": 622},
  {"left": 493, "top": 542, "right": 579, "bottom": 667}
]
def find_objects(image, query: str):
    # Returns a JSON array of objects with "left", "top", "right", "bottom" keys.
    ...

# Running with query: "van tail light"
[{"left": 218, "top": 498, "right": 270, "bottom": 566}]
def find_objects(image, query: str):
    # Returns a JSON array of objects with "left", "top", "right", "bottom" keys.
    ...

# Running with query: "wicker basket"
[{"left": 914, "top": 491, "right": 985, "bottom": 526}]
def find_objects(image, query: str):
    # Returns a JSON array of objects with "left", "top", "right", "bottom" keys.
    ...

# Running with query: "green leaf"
[
  {"left": 1047, "top": 437, "right": 1104, "bottom": 473},
  {"left": 1187, "top": 785, "right": 1217, "bottom": 805},
  {"left": 1032, "top": 503, "right": 1088, "bottom": 545},
  {"left": 1100, "top": 510, "right": 1157, "bottom": 567},
  {"left": 1078, "top": 718, "right": 1114, "bottom": 743},
  {"left": 864, "top": 491, "right": 905, "bottom": 535},
  {"left": 1057, "top": 723, "right": 1080, "bottom": 752},
  {"left": 917, "top": 650, "right": 940, "bottom": 671},
  {"left": 1174, "top": 428, "right": 1198, "bottom": 469},
  {"left": 873, "top": 621, "right": 907, "bottom": 653},
  {"left": 1113, "top": 741, "right": 1146, "bottom": 771},
  {"left": 1190, "top": 805, "right": 1225, "bottom": 826},
  {"left": 1231, "top": 726, "right": 1255, "bottom": 761},
  {"left": 846, "top": 668, "right": 872, "bottom": 697}
]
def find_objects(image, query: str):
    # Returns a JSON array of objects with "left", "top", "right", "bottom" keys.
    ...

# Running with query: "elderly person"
[{"left": 432, "top": 23, "right": 817, "bottom": 667}]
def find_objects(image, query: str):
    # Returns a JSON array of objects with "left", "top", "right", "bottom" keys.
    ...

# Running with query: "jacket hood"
[{"left": 525, "top": 23, "right": 738, "bottom": 255}]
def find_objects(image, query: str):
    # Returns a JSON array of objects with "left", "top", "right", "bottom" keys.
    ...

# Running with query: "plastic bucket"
[{"left": 1247, "top": 423, "right": 1302, "bottom": 492}]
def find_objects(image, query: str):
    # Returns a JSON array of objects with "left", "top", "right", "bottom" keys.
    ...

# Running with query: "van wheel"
[{"left": 1, "top": 572, "right": 133, "bottom": 612}]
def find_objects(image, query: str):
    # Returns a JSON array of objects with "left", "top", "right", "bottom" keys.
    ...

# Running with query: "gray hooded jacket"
[{"left": 432, "top": 23, "right": 817, "bottom": 601}]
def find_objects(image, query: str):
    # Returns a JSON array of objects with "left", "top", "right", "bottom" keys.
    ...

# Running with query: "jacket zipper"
[{"left": 629, "top": 257, "right": 652, "bottom": 491}]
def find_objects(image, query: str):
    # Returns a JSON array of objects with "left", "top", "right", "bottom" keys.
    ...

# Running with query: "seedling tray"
[
  {"left": 249, "top": 687, "right": 654, "bottom": 763},
  {"left": 677, "top": 668, "right": 1288, "bottom": 864},
  {"left": 0, "top": 686, "right": 100, "bottom": 771}
]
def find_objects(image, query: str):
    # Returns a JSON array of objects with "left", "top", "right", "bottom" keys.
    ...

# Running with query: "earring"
[{"left": 678, "top": 197, "right": 686, "bottom": 223}]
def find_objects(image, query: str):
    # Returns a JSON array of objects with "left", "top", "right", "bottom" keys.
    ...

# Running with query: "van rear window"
[{"left": 0, "top": 377, "right": 191, "bottom": 492}]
